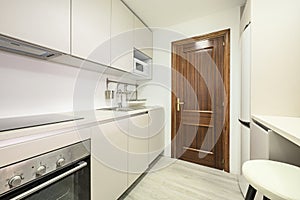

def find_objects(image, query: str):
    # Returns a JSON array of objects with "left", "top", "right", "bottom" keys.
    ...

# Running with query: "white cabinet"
[
  {"left": 92, "top": 109, "right": 165, "bottom": 198},
  {"left": 134, "top": 17, "right": 153, "bottom": 58},
  {"left": 128, "top": 114, "right": 149, "bottom": 186},
  {"left": 0, "top": 0, "right": 70, "bottom": 53},
  {"left": 250, "top": 1, "right": 300, "bottom": 116},
  {"left": 91, "top": 119, "right": 128, "bottom": 200},
  {"left": 111, "top": 0, "right": 134, "bottom": 72},
  {"left": 148, "top": 109, "right": 165, "bottom": 163},
  {"left": 72, "top": 0, "right": 111, "bottom": 65}
]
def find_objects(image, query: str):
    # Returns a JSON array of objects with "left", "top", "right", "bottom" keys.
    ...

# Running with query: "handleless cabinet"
[
  {"left": 72, "top": 0, "right": 111, "bottom": 65},
  {"left": 91, "top": 118, "right": 128, "bottom": 200},
  {"left": 128, "top": 114, "right": 149, "bottom": 186},
  {"left": 0, "top": 0, "right": 70, "bottom": 53},
  {"left": 111, "top": 0, "right": 134, "bottom": 72},
  {"left": 91, "top": 108, "right": 165, "bottom": 198},
  {"left": 148, "top": 109, "right": 165, "bottom": 164},
  {"left": 134, "top": 17, "right": 153, "bottom": 58}
]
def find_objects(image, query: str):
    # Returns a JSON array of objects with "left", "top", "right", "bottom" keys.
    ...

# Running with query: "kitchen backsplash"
[{"left": 0, "top": 51, "right": 134, "bottom": 118}]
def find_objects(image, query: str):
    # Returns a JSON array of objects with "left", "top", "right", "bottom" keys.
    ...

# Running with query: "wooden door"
[{"left": 171, "top": 29, "right": 230, "bottom": 171}]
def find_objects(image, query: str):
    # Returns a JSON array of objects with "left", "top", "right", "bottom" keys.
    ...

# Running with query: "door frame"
[{"left": 171, "top": 29, "right": 230, "bottom": 172}]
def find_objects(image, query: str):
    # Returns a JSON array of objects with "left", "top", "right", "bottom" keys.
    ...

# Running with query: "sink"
[
  {"left": 97, "top": 106, "right": 147, "bottom": 112},
  {"left": 97, "top": 107, "right": 118, "bottom": 111}
]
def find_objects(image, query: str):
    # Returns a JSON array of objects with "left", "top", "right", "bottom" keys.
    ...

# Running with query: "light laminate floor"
[{"left": 122, "top": 157, "right": 244, "bottom": 200}]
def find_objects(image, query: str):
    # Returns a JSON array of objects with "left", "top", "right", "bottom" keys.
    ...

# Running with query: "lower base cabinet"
[
  {"left": 91, "top": 118, "right": 128, "bottom": 200},
  {"left": 92, "top": 157, "right": 128, "bottom": 200},
  {"left": 92, "top": 108, "right": 165, "bottom": 199},
  {"left": 128, "top": 114, "right": 149, "bottom": 186},
  {"left": 149, "top": 109, "right": 165, "bottom": 163}
]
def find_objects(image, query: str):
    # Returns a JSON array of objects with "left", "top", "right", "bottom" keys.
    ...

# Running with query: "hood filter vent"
[{"left": 0, "top": 34, "right": 62, "bottom": 60}]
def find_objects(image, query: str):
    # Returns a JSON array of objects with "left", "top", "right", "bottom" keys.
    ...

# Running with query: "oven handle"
[{"left": 10, "top": 161, "right": 87, "bottom": 200}]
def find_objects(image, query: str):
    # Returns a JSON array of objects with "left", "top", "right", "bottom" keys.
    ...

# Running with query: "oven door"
[{"left": 2, "top": 157, "right": 90, "bottom": 200}]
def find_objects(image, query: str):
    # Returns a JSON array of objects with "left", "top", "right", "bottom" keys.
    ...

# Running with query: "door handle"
[{"left": 177, "top": 98, "right": 185, "bottom": 112}]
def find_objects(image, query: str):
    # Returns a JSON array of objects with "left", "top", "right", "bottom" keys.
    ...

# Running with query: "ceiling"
[{"left": 123, "top": 0, "right": 246, "bottom": 27}]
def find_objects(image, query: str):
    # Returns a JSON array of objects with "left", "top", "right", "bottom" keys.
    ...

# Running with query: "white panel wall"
[
  {"left": 139, "top": 7, "right": 242, "bottom": 174},
  {"left": 251, "top": 0, "right": 300, "bottom": 116},
  {"left": 0, "top": 51, "right": 117, "bottom": 118}
]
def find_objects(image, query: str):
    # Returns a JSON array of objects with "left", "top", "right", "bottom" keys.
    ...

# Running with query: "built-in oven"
[{"left": 0, "top": 140, "right": 90, "bottom": 200}]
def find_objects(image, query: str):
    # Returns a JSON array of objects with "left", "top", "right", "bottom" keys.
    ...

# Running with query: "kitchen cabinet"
[
  {"left": 252, "top": 115, "right": 300, "bottom": 167},
  {"left": 128, "top": 114, "right": 149, "bottom": 186},
  {"left": 111, "top": 0, "right": 134, "bottom": 72},
  {"left": 134, "top": 16, "right": 153, "bottom": 58},
  {"left": 0, "top": 0, "right": 70, "bottom": 53},
  {"left": 91, "top": 108, "right": 165, "bottom": 198},
  {"left": 91, "top": 118, "right": 128, "bottom": 200},
  {"left": 250, "top": 0, "right": 300, "bottom": 116},
  {"left": 148, "top": 109, "right": 165, "bottom": 163},
  {"left": 72, "top": 0, "right": 111, "bottom": 65}
]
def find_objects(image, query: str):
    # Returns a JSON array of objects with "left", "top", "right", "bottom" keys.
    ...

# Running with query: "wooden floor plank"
[{"left": 122, "top": 156, "right": 243, "bottom": 200}]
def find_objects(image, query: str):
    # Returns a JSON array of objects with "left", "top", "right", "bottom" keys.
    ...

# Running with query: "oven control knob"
[
  {"left": 36, "top": 165, "right": 46, "bottom": 176},
  {"left": 56, "top": 158, "right": 65, "bottom": 167},
  {"left": 8, "top": 175, "right": 22, "bottom": 187}
]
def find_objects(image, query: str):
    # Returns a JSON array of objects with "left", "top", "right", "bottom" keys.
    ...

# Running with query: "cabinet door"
[
  {"left": 144, "top": 28, "right": 153, "bottom": 58},
  {"left": 149, "top": 109, "right": 165, "bottom": 164},
  {"left": 72, "top": 0, "right": 111, "bottom": 65},
  {"left": 0, "top": 0, "right": 70, "bottom": 53},
  {"left": 111, "top": 0, "right": 134, "bottom": 72},
  {"left": 134, "top": 17, "right": 153, "bottom": 58},
  {"left": 91, "top": 119, "right": 128, "bottom": 200},
  {"left": 128, "top": 114, "right": 149, "bottom": 186}
]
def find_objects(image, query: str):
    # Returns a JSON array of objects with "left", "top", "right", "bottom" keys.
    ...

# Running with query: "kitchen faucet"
[{"left": 106, "top": 78, "right": 139, "bottom": 108}]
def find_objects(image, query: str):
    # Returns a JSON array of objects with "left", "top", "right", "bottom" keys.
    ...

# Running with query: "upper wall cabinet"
[
  {"left": 134, "top": 17, "right": 153, "bottom": 58},
  {"left": 72, "top": 0, "right": 111, "bottom": 66},
  {"left": 0, "top": 0, "right": 70, "bottom": 54},
  {"left": 111, "top": 0, "right": 134, "bottom": 72}
]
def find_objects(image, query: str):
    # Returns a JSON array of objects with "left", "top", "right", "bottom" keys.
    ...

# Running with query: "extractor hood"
[
  {"left": 0, "top": 34, "right": 150, "bottom": 80},
  {"left": 0, "top": 34, "right": 62, "bottom": 60}
]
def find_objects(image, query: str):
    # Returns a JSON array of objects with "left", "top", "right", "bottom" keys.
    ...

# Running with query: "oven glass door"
[{"left": 2, "top": 157, "right": 90, "bottom": 200}]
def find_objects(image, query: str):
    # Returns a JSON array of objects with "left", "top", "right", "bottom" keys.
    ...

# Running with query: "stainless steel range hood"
[{"left": 0, "top": 34, "right": 62, "bottom": 60}]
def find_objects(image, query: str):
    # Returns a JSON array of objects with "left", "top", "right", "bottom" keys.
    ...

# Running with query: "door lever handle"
[{"left": 177, "top": 98, "right": 185, "bottom": 112}]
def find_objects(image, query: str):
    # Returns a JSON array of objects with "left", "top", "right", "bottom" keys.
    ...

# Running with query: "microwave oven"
[{"left": 133, "top": 58, "right": 151, "bottom": 78}]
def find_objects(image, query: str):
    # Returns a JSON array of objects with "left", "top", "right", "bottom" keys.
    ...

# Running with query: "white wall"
[
  {"left": 0, "top": 51, "right": 121, "bottom": 118},
  {"left": 251, "top": 0, "right": 300, "bottom": 116},
  {"left": 139, "top": 6, "right": 242, "bottom": 174}
]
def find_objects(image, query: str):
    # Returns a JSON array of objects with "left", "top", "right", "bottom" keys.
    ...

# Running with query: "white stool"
[{"left": 242, "top": 160, "right": 300, "bottom": 200}]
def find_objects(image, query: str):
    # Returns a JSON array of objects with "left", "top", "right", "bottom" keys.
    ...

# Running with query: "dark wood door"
[{"left": 171, "top": 30, "right": 230, "bottom": 171}]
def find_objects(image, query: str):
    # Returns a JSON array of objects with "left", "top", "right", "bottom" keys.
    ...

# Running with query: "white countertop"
[
  {"left": 0, "top": 106, "right": 161, "bottom": 167},
  {"left": 252, "top": 115, "right": 300, "bottom": 147}
]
